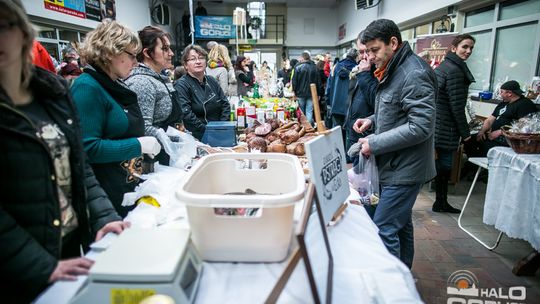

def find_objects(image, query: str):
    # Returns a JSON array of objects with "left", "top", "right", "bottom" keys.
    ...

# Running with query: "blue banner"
[{"left": 194, "top": 16, "right": 236, "bottom": 39}]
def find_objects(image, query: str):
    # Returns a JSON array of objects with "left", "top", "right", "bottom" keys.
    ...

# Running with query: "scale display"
[{"left": 70, "top": 228, "right": 203, "bottom": 304}]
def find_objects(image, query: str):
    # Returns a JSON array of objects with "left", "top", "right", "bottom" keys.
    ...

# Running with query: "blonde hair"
[
  {"left": 0, "top": 0, "right": 35, "bottom": 88},
  {"left": 207, "top": 44, "right": 232, "bottom": 69},
  {"left": 80, "top": 20, "right": 140, "bottom": 72}
]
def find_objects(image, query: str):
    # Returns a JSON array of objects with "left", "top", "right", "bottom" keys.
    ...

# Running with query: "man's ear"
[{"left": 390, "top": 37, "right": 400, "bottom": 51}]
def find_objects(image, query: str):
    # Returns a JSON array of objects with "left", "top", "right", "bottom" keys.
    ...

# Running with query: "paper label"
[{"left": 110, "top": 288, "right": 156, "bottom": 304}]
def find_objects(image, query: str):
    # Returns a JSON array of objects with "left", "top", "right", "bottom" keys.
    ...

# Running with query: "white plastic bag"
[
  {"left": 154, "top": 127, "right": 197, "bottom": 170},
  {"left": 347, "top": 156, "right": 379, "bottom": 205}
]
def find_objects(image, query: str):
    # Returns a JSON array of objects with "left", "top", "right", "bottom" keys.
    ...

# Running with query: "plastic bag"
[
  {"left": 347, "top": 156, "right": 379, "bottom": 205},
  {"left": 154, "top": 127, "right": 197, "bottom": 170}
]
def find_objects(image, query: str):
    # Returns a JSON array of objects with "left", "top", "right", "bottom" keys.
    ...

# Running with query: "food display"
[{"left": 241, "top": 114, "right": 318, "bottom": 156}]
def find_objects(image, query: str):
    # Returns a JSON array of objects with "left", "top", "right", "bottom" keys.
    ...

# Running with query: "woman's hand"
[
  {"left": 48, "top": 257, "right": 94, "bottom": 283},
  {"left": 95, "top": 221, "right": 130, "bottom": 241}
]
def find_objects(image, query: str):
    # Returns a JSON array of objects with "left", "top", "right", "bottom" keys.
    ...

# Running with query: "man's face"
[
  {"left": 365, "top": 37, "right": 399, "bottom": 69},
  {"left": 355, "top": 40, "right": 369, "bottom": 62},
  {"left": 500, "top": 89, "right": 514, "bottom": 102}
]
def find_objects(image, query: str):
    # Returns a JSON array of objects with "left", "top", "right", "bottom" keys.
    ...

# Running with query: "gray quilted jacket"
[
  {"left": 366, "top": 42, "right": 437, "bottom": 185},
  {"left": 125, "top": 64, "right": 174, "bottom": 137}
]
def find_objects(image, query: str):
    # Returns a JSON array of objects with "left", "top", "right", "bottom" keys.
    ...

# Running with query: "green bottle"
[{"left": 253, "top": 82, "right": 260, "bottom": 98}]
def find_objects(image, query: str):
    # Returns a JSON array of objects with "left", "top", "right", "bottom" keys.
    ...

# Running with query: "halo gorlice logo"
[{"left": 447, "top": 270, "right": 527, "bottom": 304}]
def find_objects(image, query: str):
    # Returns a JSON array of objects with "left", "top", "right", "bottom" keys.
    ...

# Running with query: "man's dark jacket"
[{"left": 292, "top": 60, "right": 322, "bottom": 98}]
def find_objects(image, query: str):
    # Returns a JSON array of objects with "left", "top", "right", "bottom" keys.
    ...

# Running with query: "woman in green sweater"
[{"left": 71, "top": 21, "right": 161, "bottom": 217}]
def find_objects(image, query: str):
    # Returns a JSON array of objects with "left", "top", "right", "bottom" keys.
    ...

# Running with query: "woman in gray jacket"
[{"left": 125, "top": 26, "right": 183, "bottom": 165}]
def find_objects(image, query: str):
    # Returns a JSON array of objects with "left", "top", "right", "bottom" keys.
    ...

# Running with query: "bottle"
[
  {"left": 253, "top": 82, "right": 260, "bottom": 98},
  {"left": 230, "top": 104, "right": 236, "bottom": 122},
  {"left": 237, "top": 106, "right": 246, "bottom": 128}
]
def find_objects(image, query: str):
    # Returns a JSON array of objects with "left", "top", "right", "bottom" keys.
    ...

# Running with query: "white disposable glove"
[{"left": 137, "top": 136, "right": 161, "bottom": 158}]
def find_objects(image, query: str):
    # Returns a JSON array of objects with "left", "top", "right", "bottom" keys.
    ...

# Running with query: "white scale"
[{"left": 71, "top": 228, "right": 203, "bottom": 304}]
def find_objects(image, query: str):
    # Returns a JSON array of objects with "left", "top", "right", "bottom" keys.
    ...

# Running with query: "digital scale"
[{"left": 70, "top": 228, "right": 203, "bottom": 304}]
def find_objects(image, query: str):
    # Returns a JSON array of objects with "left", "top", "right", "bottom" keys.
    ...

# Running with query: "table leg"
[
  {"left": 512, "top": 250, "right": 540, "bottom": 276},
  {"left": 458, "top": 166, "right": 503, "bottom": 251}
]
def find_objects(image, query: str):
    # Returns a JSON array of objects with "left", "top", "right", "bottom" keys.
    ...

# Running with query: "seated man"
[{"left": 465, "top": 80, "right": 538, "bottom": 157}]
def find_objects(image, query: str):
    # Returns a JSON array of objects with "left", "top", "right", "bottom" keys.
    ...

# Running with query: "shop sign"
[
  {"left": 416, "top": 33, "right": 456, "bottom": 69},
  {"left": 305, "top": 126, "right": 350, "bottom": 224},
  {"left": 195, "top": 16, "right": 236, "bottom": 39},
  {"left": 239, "top": 45, "right": 253, "bottom": 51},
  {"left": 44, "top": 0, "right": 114, "bottom": 21},
  {"left": 338, "top": 23, "right": 346, "bottom": 40}
]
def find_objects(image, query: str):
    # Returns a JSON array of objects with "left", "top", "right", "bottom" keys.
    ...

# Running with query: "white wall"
[
  {"left": 22, "top": 0, "right": 151, "bottom": 31},
  {"left": 336, "top": 0, "right": 462, "bottom": 45},
  {"left": 286, "top": 7, "right": 337, "bottom": 47}
]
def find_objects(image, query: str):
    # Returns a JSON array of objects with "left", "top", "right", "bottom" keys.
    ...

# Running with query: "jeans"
[
  {"left": 297, "top": 97, "right": 313, "bottom": 124},
  {"left": 373, "top": 183, "right": 422, "bottom": 269}
]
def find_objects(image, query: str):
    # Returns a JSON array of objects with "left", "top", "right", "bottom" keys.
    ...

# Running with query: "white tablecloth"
[
  {"left": 195, "top": 204, "right": 421, "bottom": 304},
  {"left": 484, "top": 147, "right": 540, "bottom": 250}
]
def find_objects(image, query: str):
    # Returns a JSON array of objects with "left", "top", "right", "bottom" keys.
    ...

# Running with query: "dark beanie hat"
[{"left": 500, "top": 80, "right": 523, "bottom": 96}]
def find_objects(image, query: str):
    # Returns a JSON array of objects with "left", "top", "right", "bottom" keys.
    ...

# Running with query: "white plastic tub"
[{"left": 176, "top": 153, "right": 305, "bottom": 262}]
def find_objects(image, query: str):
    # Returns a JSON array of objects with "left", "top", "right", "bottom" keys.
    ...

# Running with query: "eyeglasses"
[
  {"left": 186, "top": 56, "right": 206, "bottom": 63},
  {"left": 0, "top": 20, "right": 18, "bottom": 33},
  {"left": 124, "top": 50, "right": 137, "bottom": 61}
]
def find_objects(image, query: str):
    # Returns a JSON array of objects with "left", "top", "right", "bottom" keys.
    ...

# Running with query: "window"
[
  {"left": 465, "top": 5, "right": 495, "bottom": 28},
  {"left": 463, "top": 0, "right": 540, "bottom": 91},
  {"left": 492, "top": 23, "right": 538, "bottom": 89},
  {"left": 247, "top": 2, "right": 266, "bottom": 39},
  {"left": 467, "top": 31, "right": 492, "bottom": 91},
  {"left": 500, "top": 0, "right": 540, "bottom": 20}
]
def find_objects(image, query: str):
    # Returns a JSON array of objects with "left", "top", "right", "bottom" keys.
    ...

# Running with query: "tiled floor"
[{"left": 412, "top": 179, "right": 540, "bottom": 304}]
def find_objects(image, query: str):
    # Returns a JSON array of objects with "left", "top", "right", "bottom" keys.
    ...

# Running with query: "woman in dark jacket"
[
  {"left": 174, "top": 44, "right": 230, "bottom": 140},
  {"left": 0, "top": 1, "right": 128, "bottom": 302},
  {"left": 234, "top": 55, "right": 253, "bottom": 97},
  {"left": 433, "top": 34, "right": 476, "bottom": 213}
]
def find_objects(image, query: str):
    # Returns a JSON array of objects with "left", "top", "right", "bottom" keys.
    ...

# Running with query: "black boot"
[{"left": 432, "top": 169, "right": 461, "bottom": 213}]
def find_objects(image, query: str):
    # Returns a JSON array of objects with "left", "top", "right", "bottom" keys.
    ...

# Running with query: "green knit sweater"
[{"left": 71, "top": 73, "right": 141, "bottom": 163}]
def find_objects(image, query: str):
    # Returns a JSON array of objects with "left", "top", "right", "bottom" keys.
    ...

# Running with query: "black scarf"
[{"left": 84, "top": 65, "right": 139, "bottom": 107}]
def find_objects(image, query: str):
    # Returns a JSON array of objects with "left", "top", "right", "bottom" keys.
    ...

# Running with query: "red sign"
[
  {"left": 416, "top": 34, "right": 456, "bottom": 69},
  {"left": 338, "top": 23, "right": 346, "bottom": 40},
  {"left": 44, "top": 2, "right": 86, "bottom": 19}
]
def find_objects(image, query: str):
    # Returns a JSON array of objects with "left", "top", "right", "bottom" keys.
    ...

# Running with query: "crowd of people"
[{"left": 1, "top": 0, "right": 539, "bottom": 302}]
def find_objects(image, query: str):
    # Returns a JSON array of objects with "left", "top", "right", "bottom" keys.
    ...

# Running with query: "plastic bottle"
[
  {"left": 237, "top": 106, "right": 246, "bottom": 128},
  {"left": 253, "top": 82, "right": 260, "bottom": 98},
  {"left": 230, "top": 104, "right": 236, "bottom": 122}
]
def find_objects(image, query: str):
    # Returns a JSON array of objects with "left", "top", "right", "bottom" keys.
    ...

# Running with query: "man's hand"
[
  {"left": 48, "top": 257, "right": 94, "bottom": 283},
  {"left": 358, "top": 59, "right": 371, "bottom": 72},
  {"left": 476, "top": 131, "right": 486, "bottom": 141},
  {"left": 353, "top": 118, "right": 372, "bottom": 134},
  {"left": 358, "top": 138, "right": 371, "bottom": 157},
  {"left": 488, "top": 129, "right": 502, "bottom": 140},
  {"left": 95, "top": 221, "right": 130, "bottom": 242},
  {"left": 463, "top": 136, "right": 471, "bottom": 142}
]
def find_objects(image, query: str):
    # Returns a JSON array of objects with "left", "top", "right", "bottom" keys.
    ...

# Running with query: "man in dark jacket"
[
  {"left": 345, "top": 35, "right": 377, "bottom": 166},
  {"left": 328, "top": 48, "right": 360, "bottom": 154},
  {"left": 292, "top": 51, "right": 322, "bottom": 124},
  {"left": 353, "top": 19, "right": 437, "bottom": 269}
]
